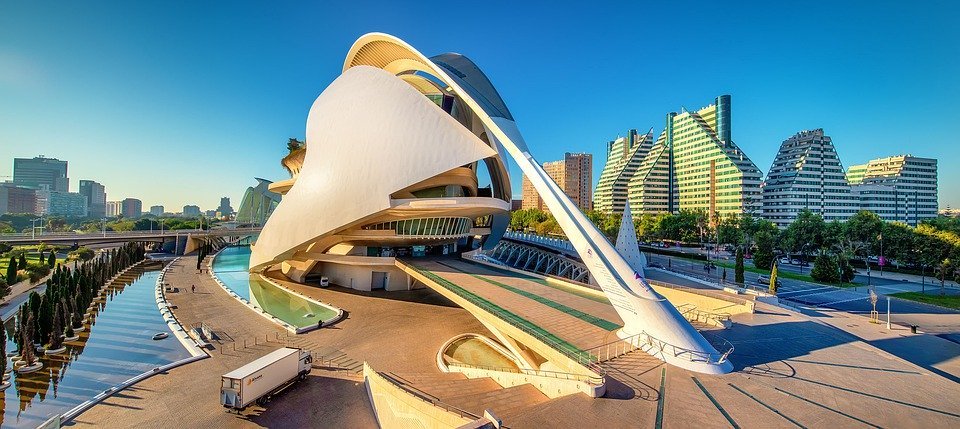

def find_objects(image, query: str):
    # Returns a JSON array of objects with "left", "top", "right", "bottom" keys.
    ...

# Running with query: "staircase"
[
  {"left": 386, "top": 372, "right": 550, "bottom": 422},
  {"left": 281, "top": 335, "right": 363, "bottom": 375}
]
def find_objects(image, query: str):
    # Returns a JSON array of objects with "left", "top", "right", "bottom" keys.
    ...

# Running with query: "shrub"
[
  {"left": 735, "top": 247, "right": 745, "bottom": 284},
  {"left": 811, "top": 253, "right": 840, "bottom": 283},
  {"left": 25, "top": 263, "right": 51, "bottom": 284}
]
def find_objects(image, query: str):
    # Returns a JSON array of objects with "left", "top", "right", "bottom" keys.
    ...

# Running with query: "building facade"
[
  {"left": 217, "top": 197, "right": 234, "bottom": 216},
  {"left": 521, "top": 152, "right": 592, "bottom": 212},
  {"left": 13, "top": 156, "right": 69, "bottom": 192},
  {"left": 627, "top": 95, "right": 762, "bottom": 218},
  {"left": 761, "top": 129, "right": 858, "bottom": 228},
  {"left": 849, "top": 155, "right": 938, "bottom": 225},
  {"left": 79, "top": 180, "right": 106, "bottom": 218},
  {"left": 121, "top": 198, "right": 142, "bottom": 218},
  {"left": 0, "top": 182, "right": 37, "bottom": 215},
  {"left": 106, "top": 201, "right": 121, "bottom": 217},
  {"left": 182, "top": 205, "right": 202, "bottom": 217},
  {"left": 150, "top": 205, "right": 164, "bottom": 216},
  {"left": 593, "top": 129, "right": 653, "bottom": 214}
]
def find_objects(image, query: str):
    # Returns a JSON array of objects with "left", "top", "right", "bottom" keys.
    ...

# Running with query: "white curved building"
[{"left": 251, "top": 33, "right": 731, "bottom": 374}]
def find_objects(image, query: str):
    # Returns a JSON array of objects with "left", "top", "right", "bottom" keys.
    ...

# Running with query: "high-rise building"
[
  {"left": 105, "top": 201, "right": 122, "bottom": 217},
  {"left": 594, "top": 129, "right": 653, "bottom": 214},
  {"left": 150, "top": 205, "right": 165, "bottom": 216},
  {"left": 217, "top": 197, "right": 234, "bottom": 216},
  {"left": 121, "top": 198, "right": 142, "bottom": 218},
  {"left": 521, "top": 153, "right": 592, "bottom": 212},
  {"left": 182, "top": 205, "right": 202, "bottom": 217},
  {"left": 849, "top": 155, "right": 938, "bottom": 225},
  {"left": 761, "top": 129, "right": 858, "bottom": 228},
  {"left": 0, "top": 182, "right": 37, "bottom": 215},
  {"left": 38, "top": 191, "right": 88, "bottom": 217},
  {"left": 13, "top": 156, "right": 69, "bottom": 192},
  {"left": 79, "top": 180, "right": 106, "bottom": 218},
  {"left": 627, "top": 95, "right": 762, "bottom": 218}
]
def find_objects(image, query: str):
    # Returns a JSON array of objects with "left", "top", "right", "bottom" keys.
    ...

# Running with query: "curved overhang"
[{"left": 340, "top": 32, "right": 731, "bottom": 374}]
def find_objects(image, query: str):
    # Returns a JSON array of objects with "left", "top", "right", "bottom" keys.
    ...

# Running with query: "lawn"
[{"left": 889, "top": 291, "right": 960, "bottom": 310}]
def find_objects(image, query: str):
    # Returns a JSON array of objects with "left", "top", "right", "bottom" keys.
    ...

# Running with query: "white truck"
[{"left": 221, "top": 347, "right": 312, "bottom": 411}]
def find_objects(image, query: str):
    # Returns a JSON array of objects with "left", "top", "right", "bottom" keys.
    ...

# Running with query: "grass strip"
[
  {"left": 437, "top": 261, "right": 620, "bottom": 331},
  {"left": 889, "top": 291, "right": 960, "bottom": 310}
]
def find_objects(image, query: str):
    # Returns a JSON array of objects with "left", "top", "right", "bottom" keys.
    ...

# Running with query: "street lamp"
[
  {"left": 31, "top": 217, "right": 45, "bottom": 240},
  {"left": 101, "top": 218, "right": 107, "bottom": 238}
]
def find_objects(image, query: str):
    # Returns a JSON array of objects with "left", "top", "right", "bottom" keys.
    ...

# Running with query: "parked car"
[
  {"left": 319, "top": 276, "right": 330, "bottom": 288},
  {"left": 648, "top": 262, "right": 664, "bottom": 269},
  {"left": 757, "top": 275, "right": 782, "bottom": 288}
]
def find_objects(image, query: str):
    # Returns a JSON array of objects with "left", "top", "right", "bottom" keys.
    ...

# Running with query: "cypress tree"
[
  {"left": 1, "top": 320, "right": 7, "bottom": 375},
  {"left": 38, "top": 249, "right": 44, "bottom": 264},
  {"left": 38, "top": 296, "right": 53, "bottom": 346},
  {"left": 49, "top": 304, "right": 63, "bottom": 350},
  {"left": 21, "top": 313, "right": 36, "bottom": 366},
  {"left": 47, "top": 251, "right": 56, "bottom": 269},
  {"left": 18, "top": 254, "right": 26, "bottom": 270},
  {"left": 735, "top": 247, "right": 745, "bottom": 284},
  {"left": 5, "top": 256, "right": 16, "bottom": 285}
]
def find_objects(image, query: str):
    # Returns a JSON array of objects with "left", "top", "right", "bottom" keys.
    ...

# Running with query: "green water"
[
  {"left": 445, "top": 337, "right": 519, "bottom": 369},
  {"left": 212, "top": 246, "right": 339, "bottom": 329}
]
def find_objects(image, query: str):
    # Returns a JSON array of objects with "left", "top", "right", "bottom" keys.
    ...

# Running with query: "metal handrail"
[
  {"left": 446, "top": 361, "right": 604, "bottom": 385},
  {"left": 404, "top": 262, "right": 606, "bottom": 377},
  {"left": 585, "top": 331, "right": 734, "bottom": 366},
  {"left": 675, "top": 303, "right": 731, "bottom": 325},
  {"left": 379, "top": 372, "right": 481, "bottom": 420}
]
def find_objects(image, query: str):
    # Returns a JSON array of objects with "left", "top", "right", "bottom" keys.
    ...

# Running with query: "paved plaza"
[{"left": 67, "top": 255, "right": 960, "bottom": 428}]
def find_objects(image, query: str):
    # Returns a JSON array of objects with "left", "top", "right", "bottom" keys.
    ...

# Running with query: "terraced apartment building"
[
  {"left": 624, "top": 95, "right": 762, "bottom": 217},
  {"left": 593, "top": 129, "right": 653, "bottom": 214},
  {"left": 847, "top": 155, "right": 939, "bottom": 225},
  {"left": 761, "top": 129, "right": 859, "bottom": 228}
]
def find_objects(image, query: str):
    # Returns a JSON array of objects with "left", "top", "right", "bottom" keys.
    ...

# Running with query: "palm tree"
[{"left": 936, "top": 259, "right": 953, "bottom": 296}]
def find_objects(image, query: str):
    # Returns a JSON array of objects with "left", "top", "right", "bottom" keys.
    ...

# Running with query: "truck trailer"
[{"left": 221, "top": 347, "right": 312, "bottom": 411}]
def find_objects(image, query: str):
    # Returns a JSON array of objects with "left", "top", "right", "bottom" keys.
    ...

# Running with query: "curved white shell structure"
[{"left": 252, "top": 33, "right": 732, "bottom": 374}]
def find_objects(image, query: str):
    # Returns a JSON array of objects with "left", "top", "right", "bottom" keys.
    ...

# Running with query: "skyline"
[{"left": 1, "top": 1, "right": 958, "bottom": 210}]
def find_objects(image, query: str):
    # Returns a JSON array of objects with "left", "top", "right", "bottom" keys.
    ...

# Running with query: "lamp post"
[
  {"left": 101, "top": 218, "right": 107, "bottom": 238},
  {"left": 878, "top": 233, "right": 884, "bottom": 277},
  {"left": 31, "top": 217, "right": 45, "bottom": 240}
]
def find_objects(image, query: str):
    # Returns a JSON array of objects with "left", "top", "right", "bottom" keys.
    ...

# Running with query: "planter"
[
  {"left": 44, "top": 347, "right": 67, "bottom": 355},
  {"left": 74, "top": 326, "right": 85, "bottom": 332},
  {"left": 5, "top": 351, "right": 17, "bottom": 357},
  {"left": 16, "top": 362, "right": 43, "bottom": 374},
  {"left": 0, "top": 381, "right": 9, "bottom": 391},
  {"left": 64, "top": 335, "right": 80, "bottom": 342},
  {"left": 3, "top": 373, "right": 9, "bottom": 381}
]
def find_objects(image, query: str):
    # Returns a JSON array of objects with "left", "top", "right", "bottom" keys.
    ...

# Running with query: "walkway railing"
[
  {"left": 586, "top": 331, "right": 734, "bottom": 366},
  {"left": 503, "top": 231, "right": 575, "bottom": 252},
  {"left": 401, "top": 261, "right": 606, "bottom": 377},
  {"left": 446, "top": 361, "right": 604, "bottom": 385},
  {"left": 675, "top": 303, "right": 732, "bottom": 327}
]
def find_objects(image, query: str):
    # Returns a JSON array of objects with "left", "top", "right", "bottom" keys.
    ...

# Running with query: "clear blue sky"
[{"left": 2, "top": 1, "right": 958, "bottom": 211}]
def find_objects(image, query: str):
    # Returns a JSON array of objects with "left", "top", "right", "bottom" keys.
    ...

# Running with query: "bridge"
[
  {"left": 484, "top": 231, "right": 590, "bottom": 283},
  {"left": 0, "top": 227, "right": 262, "bottom": 254}
]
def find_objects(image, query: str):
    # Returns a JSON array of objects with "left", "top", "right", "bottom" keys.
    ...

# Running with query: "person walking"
[{"left": 192, "top": 285, "right": 196, "bottom": 293}]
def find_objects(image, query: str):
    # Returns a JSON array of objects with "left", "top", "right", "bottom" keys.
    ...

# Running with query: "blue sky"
[{"left": 1, "top": 1, "right": 958, "bottom": 211}]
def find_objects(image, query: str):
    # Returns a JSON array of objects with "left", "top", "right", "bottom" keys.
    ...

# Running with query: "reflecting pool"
[
  {"left": 211, "top": 246, "right": 339, "bottom": 329},
  {"left": 1, "top": 265, "right": 191, "bottom": 428}
]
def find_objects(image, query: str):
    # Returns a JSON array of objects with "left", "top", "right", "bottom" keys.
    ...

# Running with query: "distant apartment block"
[
  {"left": 79, "top": 180, "right": 107, "bottom": 218},
  {"left": 13, "top": 155, "right": 69, "bottom": 192},
  {"left": 761, "top": 129, "right": 858, "bottom": 228},
  {"left": 522, "top": 152, "right": 592, "bottom": 212},
  {"left": 36, "top": 190, "right": 88, "bottom": 217},
  {"left": 150, "top": 205, "right": 164, "bottom": 216},
  {"left": 121, "top": 198, "right": 142, "bottom": 218},
  {"left": 106, "top": 201, "right": 121, "bottom": 217},
  {"left": 0, "top": 182, "right": 37, "bottom": 215},
  {"left": 182, "top": 205, "right": 202, "bottom": 217},
  {"left": 849, "top": 155, "right": 938, "bottom": 225},
  {"left": 594, "top": 129, "right": 652, "bottom": 214},
  {"left": 626, "top": 95, "right": 762, "bottom": 217}
]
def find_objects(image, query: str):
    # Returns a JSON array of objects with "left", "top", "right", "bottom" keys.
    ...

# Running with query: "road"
[{"left": 645, "top": 253, "right": 960, "bottom": 336}]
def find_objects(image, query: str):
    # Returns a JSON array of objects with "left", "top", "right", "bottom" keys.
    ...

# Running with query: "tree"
[
  {"left": 769, "top": 261, "right": 779, "bottom": 294},
  {"left": 721, "top": 268, "right": 727, "bottom": 282},
  {"left": 735, "top": 247, "right": 745, "bottom": 284},
  {"left": 811, "top": 253, "right": 840, "bottom": 283},
  {"left": 21, "top": 313, "right": 36, "bottom": 366},
  {"left": 18, "top": 254, "right": 26, "bottom": 270},
  {"left": 0, "top": 321, "right": 5, "bottom": 376},
  {"left": 936, "top": 259, "right": 954, "bottom": 296},
  {"left": 37, "top": 296, "right": 53, "bottom": 346},
  {"left": 286, "top": 137, "right": 304, "bottom": 152},
  {"left": 752, "top": 229, "right": 775, "bottom": 270},
  {"left": 49, "top": 303, "right": 63, "bottom": 350},
  {"left": 6, "top": 256, "right": 16, "bottom": 285},
  {"left": 782, "top": 209, "right": 826, "bottom": 259},
  {"left": 47, "top": 251, "right": 56, "bottom": 268}
]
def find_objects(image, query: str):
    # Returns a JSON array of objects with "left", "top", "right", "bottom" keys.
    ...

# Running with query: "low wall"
[
  {"left": 363, "top": 362, "right": 476, "bottom": 429},
  {"left": 448, "top": 363, "right": 602, "bottom": 399}
]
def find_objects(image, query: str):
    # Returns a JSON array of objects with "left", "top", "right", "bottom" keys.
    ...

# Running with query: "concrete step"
[
  {"left": 445, "top": 383, "right": 549, "bottom": 418},
  {"left": 662, "top": 369, "right": 732, "bottom": 429},
  {"left": 388, "top": 372, "right": 467, "bottom": 384},
  {"left": 417, "top": 377, "right": 504, "bottom": 399}
]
